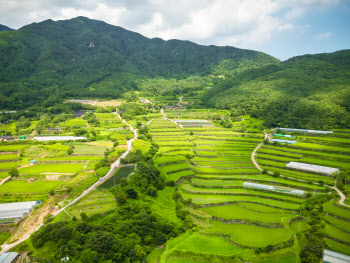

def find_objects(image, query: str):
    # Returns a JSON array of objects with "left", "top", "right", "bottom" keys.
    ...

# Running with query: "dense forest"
[
  {"left": 0, "top": 17, "right": 278, "bottom": 110},
  {"left": 202, "top": 50, "right": 350, "bottom": 129}
]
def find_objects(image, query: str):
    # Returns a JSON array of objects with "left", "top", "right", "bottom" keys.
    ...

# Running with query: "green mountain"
[
  {"left": 0, "top": 24, "right": 14, "bottom": 32},
  {"left": 203, "top": 50, "right": 350, "bottom": 129},
  {"left": 0, "top": 16, "right": 278, "bottom": 109}
]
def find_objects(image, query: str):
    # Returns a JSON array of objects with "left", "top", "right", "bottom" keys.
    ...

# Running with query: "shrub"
[
  {"left": 8, "top": 168, "right": 19, "bottom": 178},
  {"left": 272, "top": 171, "right": 280, "bottom": 177},
  {"left": 126, "top": 189, "right": 138, "bottom": 199},
  {"left": 262, "top": 169, "right": 268, "bottom": 175},
  {"left": 166, "top": 180, "right": 176, "bottom": 187},
  {"left": 115, "top": 193, "right": 127, "bottom": 204}
]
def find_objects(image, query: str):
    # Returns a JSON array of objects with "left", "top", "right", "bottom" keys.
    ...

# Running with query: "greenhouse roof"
[
  {"left": 243, "top": 182, "right": 275, "bottom": 190},
  {"left": 34, "top": 136, "right": 86, "bottom": 141},
  {"left": 286, "top": 162, "right": 339, "bottom": 175},
  {"left": 275, "top": 128, "right": 333, "bottom": 134},
  {"left": 271, "top": 139, "right": 298, "bottom": 144},
  {"left": 175, "top": 120, "right": 209, "bottom": 123},
  {"left": 323, "top": 249, "right": 350, "bottom": 263}
]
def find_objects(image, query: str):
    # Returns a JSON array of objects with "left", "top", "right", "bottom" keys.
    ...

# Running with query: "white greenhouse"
[
  {"left": 0, "top": 201, "right": 38, "bottom": 223},
  {"left": 286, "top": 162, "right": 339, "bottom": 176},
  {"left": 243, "top": 182, "right": 275, "bottom": 191},
  {"left": 274, "top": 128, "right": 333, "bottom": 134},
  {"left": 271, "top": 139, "right": 298, "bottom": 144},
  {"left": 34, "top": 136, "right": 87, "bottom": 141},
  {"left": 175, "top": 120, "right": 212, "bottom": 127}
]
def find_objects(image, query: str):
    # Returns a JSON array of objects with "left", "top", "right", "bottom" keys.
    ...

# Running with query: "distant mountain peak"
[{"left": 0, "top": 24, "right": 14, "bottom": 32}]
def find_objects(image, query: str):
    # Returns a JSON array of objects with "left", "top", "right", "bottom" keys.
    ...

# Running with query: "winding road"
[{"left": 0, "top": 112, "right": 138, "bottom": 254}]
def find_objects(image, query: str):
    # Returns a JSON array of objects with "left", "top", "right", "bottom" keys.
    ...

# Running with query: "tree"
[
  {"left": 126, "top": 189, "right": 138, "bottom": 199},
  {"left": 113, "top": 141, "right": 119, "bottom": 147},
  {"left": 8, "top": 167, "right": 19, "bottom": 178},
  {"left": 115, "top": 193, "right": 127, "bottom": 204},
  {"left": 272, "top": 171, "right": 280, "bottom": 177},
  {"left": 80, "top": 212, "right": 88, "bottom": 221}
]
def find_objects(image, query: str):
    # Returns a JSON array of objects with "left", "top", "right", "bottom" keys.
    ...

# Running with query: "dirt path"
[
  {"left": 160, "top": 108, "right": 183, "bottom": 129},
  {"left": 0, "top": 176, "right": 10, "bottom": 186},
  {"left": 251, "top": 131, "right": 269, "bottom": 171},
  {"left": 0, "top": 112, "right": 138, "bottom": 255},
  {"left": 331, "top": 179, "right": 350, "bottom": 207}
]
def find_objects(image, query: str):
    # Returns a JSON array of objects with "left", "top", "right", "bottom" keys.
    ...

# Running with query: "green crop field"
[
  {"left": 0, "top": 162, "right": 18, "bottom": 169},
  {"left": 325, "top": 238, "right": 350, "bottom": 256},
  {"left": 0, "top": 145, "right": 29, "bottom": 152},
  {"left": 202, "top": 204, "right": 295, "bottom": 223},
  {"left": 132, "top": 139, "right": 152, "bottom": 154},
  {"left": 256, "top": 254, "right": 296, "bottom": 263},
  {"left": 19, "top": 164, "right": 84, "bottom": 174},
  {"left": 60, "top": 118, "right": 87, "bottom": 127},
  {"left": 0, "top": 154, "right": 18, "bottom": 160},
  {"left": 158, "top": 162, "right": 190, "bottom": 174},
  {"left": 171, "top": 232, "right": 247, "bottom": 255},
  {"left": 166, "top": 170, "right": 193, "bottom": 182},
  {"left": 72, "top": 143, "right": 111, "bottom": 155},
  {"left": 99, "top": 165, "right": 135, "bottom": 188},
  {"left": 180, "top": 191, "right": 301, "bottom": 210},
  {"left": 0, "top": 180, "right": 62, "bottom": 193},
  {"left": 325, "top": 215, "right": 350, "bottom": 232},
  {"left": 323, "top": 201, "right": 350, "bottom": 220},
  {"left": 39, "top": 156, "right": 103, "bottom": 161},
  {"left": 0, "top": 232, "right": 11, "bottom": 245},
  {"left": 66, "top": 189, "right": 117, "bottom": 218},
  {"left": 326, "top": 223, "right": 350, "bottom": 242},
  {"left": 205, "top": 221, "right": 292, "bottom": 247},
  {"left": 154, "top": 155, "right": 187, "bottom": 166},
  {"left": 290, "top": 219, "right": 310, "bottom": 234}
]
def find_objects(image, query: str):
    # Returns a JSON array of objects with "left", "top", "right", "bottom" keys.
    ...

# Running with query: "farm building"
[
  {"left": 243, "top": 182, "right": 275, "bottom": 191},
  {"left": 273, "top": 134, "right": 293, "bottom": 138},
  {"left": 0, "top": 252, "right": 19, "bottom": 263},
  {"left": 270, "top": 139, "right": 298, "bottom": 144},
  {"left": 323, "top": 249, "right": 350, "bottom": 263},
  {"left": 275, "top": 128, "right": 333, "bottom": 134},
  {"left": 175, "top": 120, "right": 212, "bottom": 127},
  {"left": 34, "top": 136, "right": 87, "bottom": 141},
  {"left": 286, "top": 162, "right": 339, "bottom": 176},
  {"left": 0, "top": 201, "right": 38, "bottom": 223}
]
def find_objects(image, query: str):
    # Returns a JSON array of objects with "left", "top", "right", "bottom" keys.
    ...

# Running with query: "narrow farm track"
[
  {"left": 0, "top": 112, "right": 138, "bottom": 254},
  {"left": 160, "top": 108, "right": 183, "bottom": 129},
  {"left": 251, "top": 131, "right": 269, "bottom": 171},
  {"left": 331, "top": 180, "right": 350, "bottom": 208},
  {"left": 0, "top": 176, "right": 10, "bottom": 186}
]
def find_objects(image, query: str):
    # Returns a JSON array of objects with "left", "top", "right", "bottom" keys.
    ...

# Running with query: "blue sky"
[
  {"left": 0, "top": 0, "right": 349, "bottom": 60},
  {"left": 259, "top": 2, "right": 350, "bottom": 60}
]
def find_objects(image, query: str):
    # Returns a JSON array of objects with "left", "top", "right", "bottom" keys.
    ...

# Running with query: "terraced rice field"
[
  {"left": 66, "top": 189, "right": 116, "bottom": 217},
  {"left": 257, "top": 132, "right": 350, "bottom": 185},
  {"left": 323, "top": 200, "right": 350, "bottom": 253},
  {"left": 148, "top": 117, "right": 312, "bottom": 261},
  {"left": 0, "top": 180, "right": 62, "bottom": 193}
]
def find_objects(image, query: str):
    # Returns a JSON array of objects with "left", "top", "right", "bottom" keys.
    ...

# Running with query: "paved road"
[{"left": 0, "top": 113, "right": 137, "bottom": 254}]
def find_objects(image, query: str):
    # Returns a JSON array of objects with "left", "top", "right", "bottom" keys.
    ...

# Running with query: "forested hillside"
[
  {"left": 203, "top": 50, "right": 350, "bottom": 129},
  {"left": 0, "top": 24, "right": 13, "bottom": 32},
  {"left": 0, "top": 16, "right": 278, "bottom": 109}
]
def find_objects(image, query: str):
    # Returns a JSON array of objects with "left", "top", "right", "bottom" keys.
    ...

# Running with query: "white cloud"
[
  {"left": 315, "top": 32, "right": 333, "bottom": 39},
  {"left": 0, "top": 0, "right": 343, "bottom": 50}
]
